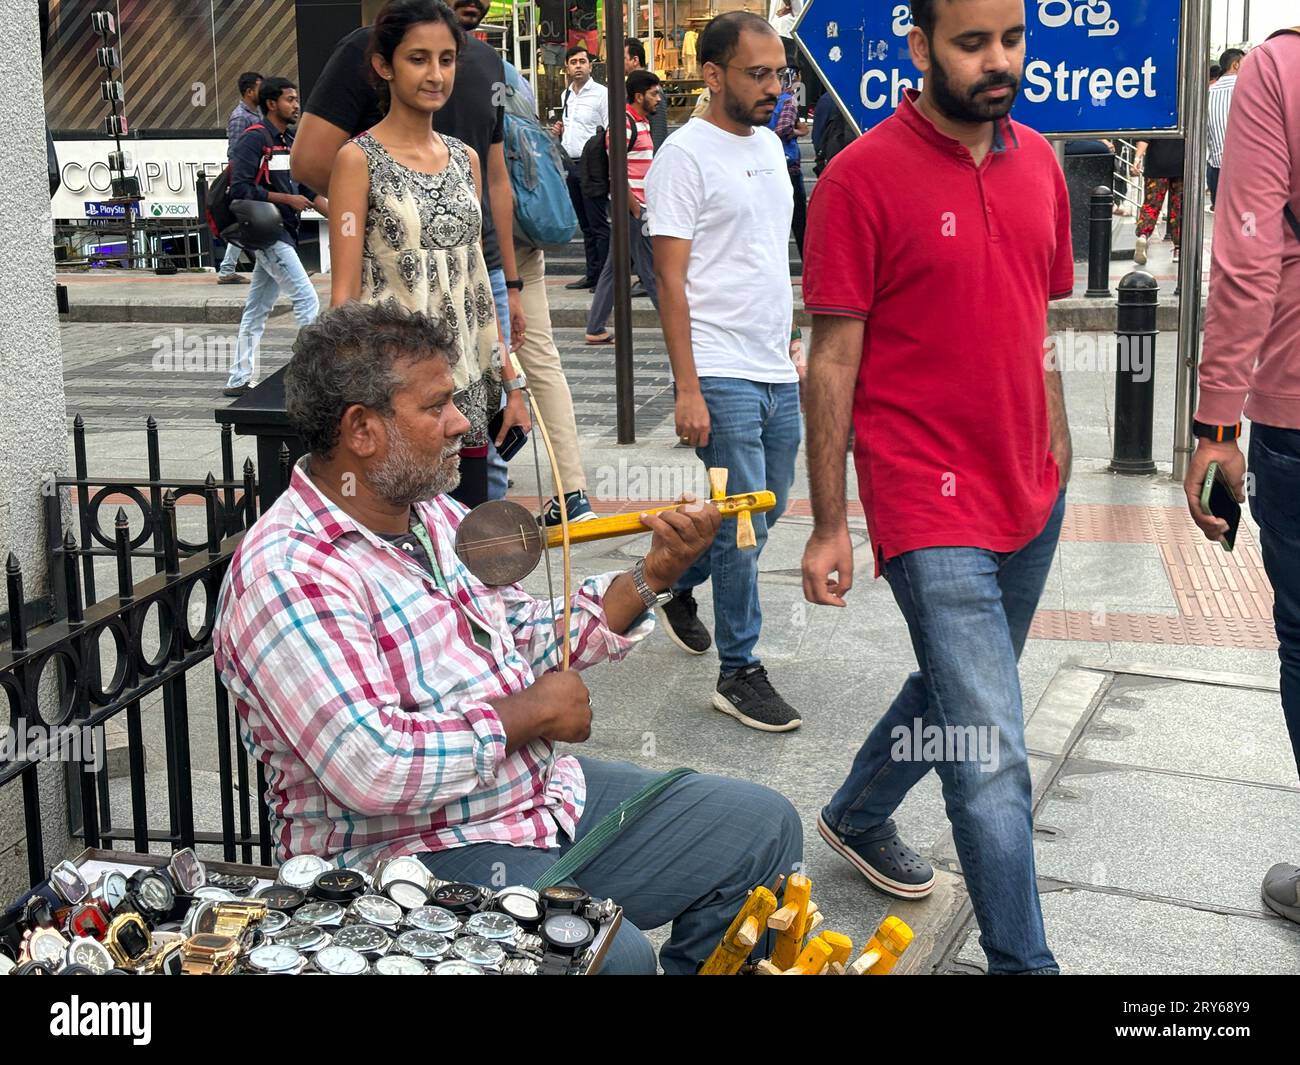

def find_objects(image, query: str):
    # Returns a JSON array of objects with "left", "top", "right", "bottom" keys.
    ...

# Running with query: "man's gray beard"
[{"left": 370, "top": 423, "right": 462, "bottom": 507}]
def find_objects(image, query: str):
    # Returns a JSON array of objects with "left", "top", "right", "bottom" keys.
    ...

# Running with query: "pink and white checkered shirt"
[{"left": 214, "top": 463, "right": 652, "bottom": 872}]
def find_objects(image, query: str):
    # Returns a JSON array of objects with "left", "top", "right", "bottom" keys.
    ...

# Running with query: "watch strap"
[
  {"left": 631, "top": 558, "right": 671, "bottom": 610},
  {"left": 502, "top": 374, "right": 528, "bottom": 393},
  {"left": 1192, "top": 419, "right": 1242, "bottom": 442},
  {"left": 504, "top": 278, "right": 524, "bottom": 290}
]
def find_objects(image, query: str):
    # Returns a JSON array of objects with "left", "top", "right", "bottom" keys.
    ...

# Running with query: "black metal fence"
[{"left": 2, "top": 418, "right": 275, "bottom": 889}]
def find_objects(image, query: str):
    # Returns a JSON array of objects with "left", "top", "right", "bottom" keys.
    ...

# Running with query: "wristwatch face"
[
  {"left": 405, "top": 906, "right": 460, "bottom": 935},
  {"left": 352, "top": 894, "right": 402, "bottom": 927},
  {"left": 0, "top": 954, "right": 15, "bottom": 976},
  {"left": 375, "top": 954, "right": 428, "bottom": 975},
  {"left": 114, "top": 920, "right": 151, "bottom": 961},
  {"left": 494, "top": 888, "right": 542, "bottom": 925},
  {"left": 375, "top": 856, "right": 429, "bottom": 892},
  {"left": 385, "top": 880, "right": 429, "bottom": 911},
  {"left": 192, "top": 886, "right": 238, "bottom": 903},
  {"left": 249, "top": 943, "right": 303, "bottom": 974},
  {"left": 66, "top": 937, "right": 114, "bottom": 974},
  {"left": 540, "top": 884, "right": 588, "bottom": 911},
  {"left": 259, "top": 910, "right": 291, "bottom": 936},
  {"left": 138, "top": 873, "right": 175, "bottom": 913},
  {"left": 333, "top": 924, "right": 390, "bottom": 955},
  {"left": 541, "top": 913, "right": 593, "bottom": 951},
  {"left": 30, "top": 929, "right": 69, "bottom": 965},
  {"left": 395, "top": 930, "right": 450, "bottom": 961},
  {"left": 431, "top": 882, "right": 483, "bottom": 913},
  {"left": 465, "top": 912, "right": 519, "bottom": 942},
  {"left": 278, "top": 854, "right": 330, "bottom": 891},
  {"left": 313, "top": 868, "right": 366, "bottom": 900},
  {"left": 452, "top": 935, "right": 505, "bottom": 968},
  {"left": 188, "top": 933, "right": 234, "bottom": 952},
  {"left": 15, "top": 960, "right": 55, "bottom": 975},
  {"left": 294, "top": 901, "right": 344, "bottom": 927},
  {"left": 256, "top": 885, "right": 306, "bottom": 912},
  {"left": 272, "top": 924, "right": 328, "bottom": 952},
  {"left": 168, "top": 848, "right": 206, "bottom": 894},
  {"left": 51, "top": 861, "right": 90, "bottom": 904},
  {"left": 432, "top": 960, "right": 483, "bottom": 975},
  {"left": 314, "top": 944, "right": 368, "bottom": 975},
  {"left": 97, "top": 871, "right": 129, "bottom": 911},
  {"left": 67, "top": 903, "right": 109, "bottom": 939}
]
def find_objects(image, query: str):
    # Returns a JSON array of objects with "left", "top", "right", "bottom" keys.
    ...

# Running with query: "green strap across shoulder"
[{"left": 532, "top": 768, "right": 698, "bottom": 891}]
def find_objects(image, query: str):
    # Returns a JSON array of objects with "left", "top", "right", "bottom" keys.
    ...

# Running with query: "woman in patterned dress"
[{"left": 328, "top": 0, "right": 528, "bottom": 508}]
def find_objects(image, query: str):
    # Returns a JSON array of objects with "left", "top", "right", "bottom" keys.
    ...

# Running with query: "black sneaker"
[
  {"left": 713, "top": 664, "right": 801, "bottom": 732},
  {"left": 659, "top": 591, "right": 711, "bottom": 655},
  {"left": 817, "top": 810, "right": 935, "bottom": 899},
  {"left": 540, "top": 489, "right": 598, "bottom": 527}
]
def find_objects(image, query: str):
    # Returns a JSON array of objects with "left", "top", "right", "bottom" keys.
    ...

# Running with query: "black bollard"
[
  {"left": 1085, "top": 185, "right": 1114, "bottom": 298},
  {"left": 1110, "top": 271, "right": 1159, "bottom": 475}
]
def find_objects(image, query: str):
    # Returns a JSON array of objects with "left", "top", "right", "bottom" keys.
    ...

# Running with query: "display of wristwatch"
[
  {"left": 292, "top": 901, "right": 345, "bottom": 928},
  {"left": 0, "top": 953, "right": 15, "bottom": 976},
  {"left": 430, "top": 882, "right": 486, "bottom": 916},
  {"left": 465, "top": 911, "right": 521, "bottom": 944},
  {"left": 64, "top": 902, "right": 110, "bottom": 941},
  {"left": 58, "top": 963, "right": 96, "bottom": 975},
  {"left": 246, "top": 943, "right": 307, "bottom": 975},
  {"left": 502, "top": 373, "right": 528, "bottom": 393},
  {"left": 632, "top": 557, "right": 673, "bottom": 610},
  {"left": 14, "top": 959, "right": 56, "bottom": 975},
  {"left": 383, "top": 879, "right": 430, "bottom": 911},
  {"left": 104, "top": 913, "right": 152, "bottom": 968},
  {"left": 146, "top": 938, "right": 186, "bottom": 976},
  {"left": 258, "top": 910, "right": 291, "bottom": 936},
  {"left": 256, "top": 885, "right": 307, "bottom": 913},
  {"left": 347, "top": 894, "right": 403, "bottom": 930},
  {"left": 312, "top": 944, "right": 368, "bottom": 975},
  {"left": 311, "top": 868, "right": 367, "bottom": 903},
  {"left": 127, "top": 869, "right": 176, "bottom": 922},
  {"left": 403, "top": 906, "right": 460, "bottom": 935},
  {"left": 374, "top": 953, "right": 428, "bottom": 975},
  {"left": 180, "top": 932, "right": 240, "bottom": 975},
  {"left": 92, "top": 870, "right": 129, "bottom": 912},
  {"left": 270, "top": 923, "right": 330, "bottom": 954},
  {"left": 452, "top": 934, "right": 506, "bottom": 970},
  {"left": 1192, "top": 419, "right": 1243, "bottom": 442},
  {"left": 167, "top": 848, "right": 207, "bottom": 895},
  {"left": 28, "top": 926, "right": 70, "bottom": 967},
  {"left": 432, "top": 960, "right": 482, "bottom": 975},
  {"left": 192, "top": 885, "right": 239, "bottom": 903},
  {"left": 50, "top": 860, "right": 90, "bottom": 906},
  {"left": 210, "top": 900, "right": 268, "bottom": 939},
  {"left": 540, "top": 911, "right": 595, "bottom": 955},
  {"left": 502, "top": 958, "right": 539, "bottom": 975},
  {"left": 374, "top": 856, "right": 432, "bottom": 893},
  {"left": 206, "top": 873, "right": 258, "bottom": 897},
  {"left": 491, "top": 886, "right": 542, "bottom": 928},
  {"left": 504, "top": 278, "right": 524, "bottom": 291},
  {"left": 65, "top": 935, "right": 114, "bottom": 974},
  {"left": 277, "top": 854, "right": 330, "bottom": 892},
  {"left": 394, "top": 929, "right": 451, "bottom": 963},
  {"left": 332, "top": 923, "right": 391, "bottom": 958},
  {"left": 539, "top": 885, "right": 589, "bottom": 913}
]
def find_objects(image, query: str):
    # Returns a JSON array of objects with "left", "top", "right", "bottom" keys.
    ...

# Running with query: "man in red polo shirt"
[{"left": 800, "top": 0, "right": 1073, "bottom": 975}]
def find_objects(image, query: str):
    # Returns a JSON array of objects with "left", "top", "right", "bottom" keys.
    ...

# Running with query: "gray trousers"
[{"left": 585, "top": 213, "right": 659, "bottom": 335}]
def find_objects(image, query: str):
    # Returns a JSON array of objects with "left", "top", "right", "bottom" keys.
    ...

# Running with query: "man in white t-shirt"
[
  {"left": 646, "top": 12, "right": 802, "bottom": 733},
  {"left": 552, "top": 46, "right": 610, "bottom": 289}
]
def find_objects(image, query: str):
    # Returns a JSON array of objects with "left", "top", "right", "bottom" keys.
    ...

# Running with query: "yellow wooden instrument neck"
[{"left": 543, "top": 490, "right": 777, "bottom": 548}]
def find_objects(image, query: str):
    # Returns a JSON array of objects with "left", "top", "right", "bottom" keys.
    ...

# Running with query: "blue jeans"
[
  {"left": 673, "top": 378, "right": 801, "bottom": 673},
  {"left": 417, "top": 758, "right": 802, "bottom": 974},
  {"left": 824, "top": 490, "right": 1067, "bottom": 974},
  {"left": 1249, "top": 424, "right": 1300, "bottom": 779},
  {"left": 218, "top": 239, "right": 242, "bottom": 276},
  {"left": 227, "top": 239, "right": 318, "bottom": 388},
  {"left": 486, "top": 267, "right": 511, "bottom": 501}
]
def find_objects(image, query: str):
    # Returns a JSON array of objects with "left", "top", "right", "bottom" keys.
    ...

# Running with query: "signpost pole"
[
  {"left": 606, "top": 1, "right": 636, "bottom": 444},
  {"left": 1171, "top": 0, "right": 1212, "bottom": 482}
]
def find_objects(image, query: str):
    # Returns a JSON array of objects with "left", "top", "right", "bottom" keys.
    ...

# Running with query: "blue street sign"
[{"left": 796, "top": 0, "right": 1182, "bottom": 136}]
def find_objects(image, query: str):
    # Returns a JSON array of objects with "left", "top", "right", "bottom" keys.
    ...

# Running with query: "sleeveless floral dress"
[{"left": 353, "top": 131, "right": 500, "bottom": 449}]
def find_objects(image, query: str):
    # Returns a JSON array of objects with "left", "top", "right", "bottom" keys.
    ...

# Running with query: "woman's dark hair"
[{"left": 367, "top": 0, "right": 465, "bottom": 111}]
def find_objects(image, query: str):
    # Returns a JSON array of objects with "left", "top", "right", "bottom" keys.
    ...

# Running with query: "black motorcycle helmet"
[{"left": 223, "top": 199, "right": 286, "bottom": 251}]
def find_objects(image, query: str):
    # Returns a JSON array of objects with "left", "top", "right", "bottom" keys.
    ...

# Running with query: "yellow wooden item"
[
  {"left": 860, "top": 916, "right": 914, "bottom": 975},
  {"left": 698, "top": 887, "right": 777, "bottom": 975},
  {"left": 784, "top": 935, "right": 835, "bottom": 975},
  {"left": 708, "top": 467, "right": 729, "bottom": 499},
  {"left": 769, "top": 873, "right": 813, "bottom": 970},
  {"left": 820, "top": 931, "right": 853, "bottom": 967},
  {"left": 540, "top": 489, "right": 776, "bottom": 549},
  {"left": 706, "top": 466, "right": 758, "bottom": 549}
]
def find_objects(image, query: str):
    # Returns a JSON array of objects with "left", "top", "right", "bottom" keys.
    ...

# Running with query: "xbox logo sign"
[{"left": 151, "top": 203, "right": 163, "bottom": 216}]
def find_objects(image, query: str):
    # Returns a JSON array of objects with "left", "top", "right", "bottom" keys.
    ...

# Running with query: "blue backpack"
[{"left": 503, "top": 66, "right": 578, "bottom": 251}]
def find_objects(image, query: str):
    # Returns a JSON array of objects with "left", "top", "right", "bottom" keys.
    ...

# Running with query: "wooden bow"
[{"left": 524, "top": 389, "right": 573, "bottom": 670}]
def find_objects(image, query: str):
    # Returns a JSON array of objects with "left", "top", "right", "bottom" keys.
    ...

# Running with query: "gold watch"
[
  {"left": 210, "top": 899, "right": 267, "bottom": 938},
  {"left": 104, "top": 912, "right": 153, "bottom": 968},
  {"left": 180, "top": 932, "right": 240, "bottom": 975}
]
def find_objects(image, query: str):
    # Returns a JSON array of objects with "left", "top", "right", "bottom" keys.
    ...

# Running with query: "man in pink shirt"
[{"left": 1184, "top": 27, "right": 1300, "bottom": 927}]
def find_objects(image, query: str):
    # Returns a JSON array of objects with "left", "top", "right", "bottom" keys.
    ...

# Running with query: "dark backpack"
[
  {"left": 814, "top": 108, "right": 852, "bottom": 178},
  {"left": 205, "top": 123, "right": 274, "bottom": 239},
  {"left": 578, "top": 114, "right": 638, "bottom": 201}
]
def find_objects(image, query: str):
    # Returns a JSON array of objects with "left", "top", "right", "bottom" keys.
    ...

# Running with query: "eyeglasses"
[{"left": 724, "top": 64, "right": 799, "bottom": 86}]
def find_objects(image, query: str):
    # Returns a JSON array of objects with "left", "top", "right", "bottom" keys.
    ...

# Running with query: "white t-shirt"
[{"left": 645, "top": 120, "right": 797, "bottom": 384}]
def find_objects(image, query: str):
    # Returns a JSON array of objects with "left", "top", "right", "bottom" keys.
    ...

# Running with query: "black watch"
[
  {"left": 1192, "top": 419, "right": 1242, "bottom": 442},
  {"left": 504, "top": 278, "right": 524, "bottom": 291}
]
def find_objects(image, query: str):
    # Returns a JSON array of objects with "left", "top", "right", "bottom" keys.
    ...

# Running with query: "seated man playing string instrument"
[{"left": 213, "top": 302, "right": 802, "bottom": 974}]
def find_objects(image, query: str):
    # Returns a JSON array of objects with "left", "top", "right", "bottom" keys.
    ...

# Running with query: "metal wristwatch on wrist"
[
  {"left": 502, "top": 373, "right": 528, "bottom": 394},
  {"left": 632, "top": 558, "right": 673, "bottom": 610}
]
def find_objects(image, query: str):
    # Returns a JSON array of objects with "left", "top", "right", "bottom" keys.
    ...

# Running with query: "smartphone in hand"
[
  {"left": 1199, "top": 461, "right": 1242, "bottom": 551},
  {"left": 489, "top": 408, "right": 529, "bottom": 462}
]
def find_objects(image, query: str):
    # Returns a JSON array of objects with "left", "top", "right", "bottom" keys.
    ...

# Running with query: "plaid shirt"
[{"left": 214, "top": 463, "right": 652, "bottom": 872}]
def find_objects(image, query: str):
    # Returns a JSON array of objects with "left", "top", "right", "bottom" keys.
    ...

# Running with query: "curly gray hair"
[{"left": 285, "top": 301, "right": 461, "bottom": 459}]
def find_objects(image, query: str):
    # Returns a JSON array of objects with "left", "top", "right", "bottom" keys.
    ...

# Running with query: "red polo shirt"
[{"left": 803, "top": 90, "right": 1073, "bottom": 575}]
